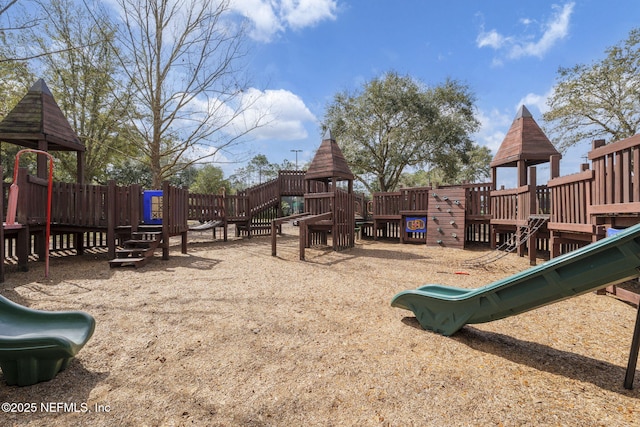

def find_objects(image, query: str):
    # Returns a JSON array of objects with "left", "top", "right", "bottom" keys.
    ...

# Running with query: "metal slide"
[{"left": 391, "top": 222, "right": 640, "bottom": 336}]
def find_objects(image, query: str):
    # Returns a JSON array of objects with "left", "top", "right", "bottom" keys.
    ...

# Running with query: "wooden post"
[
  {"left": 77, "top": 151, "right": 85, "bottom": 184},
  {"left": 107, "top": 180, "right": 116, "bottom": 260},
  {"left": 162, "top": 181, "right": 169, "bottom": 260},
  {"left": 37, "top": 139, "right": 48, "bottom": 180},
  {"left": 550, "top": 154, "right": 561, "bottom": 179},
  {"left": 16, "top": 226, "right": 29, "bottom": 272},
  {"left": 491, "top": 167, "right": 497, "bottom": 191},
  {"left": 517, "top": 160, "right": 527, "bottom": 187},
  {"left": 528, "top": 167, "right": 538, "bottom": 265},
  {"left": 299, "top": 220, "right": 306, "bottom": 260},
  {"left": 271, "top": 220, "right": 278, "bottom": 256},
  {"left": 0, "top": 166, "right": 4, "bottom": 283}
]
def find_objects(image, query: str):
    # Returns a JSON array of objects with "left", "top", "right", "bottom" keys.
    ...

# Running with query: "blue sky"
[{"left": 220, "top": 0, "right": 640, "bottom": 186}]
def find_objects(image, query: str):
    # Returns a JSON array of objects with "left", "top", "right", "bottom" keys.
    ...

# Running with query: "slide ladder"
[{"left": 462, "top": 215, "right": 549, "bottom": 267}]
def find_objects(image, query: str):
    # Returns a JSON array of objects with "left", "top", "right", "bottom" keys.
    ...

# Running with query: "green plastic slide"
[
  {"left": 391, "top": 222, "right": 640, "bottom": 336},
  {"left": 0, "top": 295, "right": 95, "bottom": 386}
]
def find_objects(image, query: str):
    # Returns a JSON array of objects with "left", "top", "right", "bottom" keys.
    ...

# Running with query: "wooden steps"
[{"left": 109, "top": 227, "right": 162, "bottom": 268}]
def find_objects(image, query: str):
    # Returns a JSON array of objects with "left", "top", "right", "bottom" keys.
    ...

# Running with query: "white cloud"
[
  {"left": 241, "top": 88, "right": 318, "bottom": 140},
  {"left": 184, "top": 87, "right": 317, "bottom": 143},
  {"left": 231, "top": 0, "right": 337, "bottom": 42},
  {"left": 476, "top": 29, "right": 507, "bottom": 49},
  {"left": 516, "top": 88, "right": 554, "bottom": 115},
  {"left": 509, "top": 3, "right": 574, "bottom": 59},
  {"left": 281, "top": 0, "right": 337, "bottom": 29},
  {"left": 477, "top": 2, "right": 575, "bottom": 61},
  {"left": 231, "top": 0, "right": 283, "bottom": 42},
  {"left": 474, "top": 108, "right": 511, "bottom": 154}
]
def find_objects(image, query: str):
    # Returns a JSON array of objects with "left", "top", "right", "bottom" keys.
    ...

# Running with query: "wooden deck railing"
[
  {"left": 248, "top": 178, "right": 280, "bottom": 215},
  {"left": 547, "top": 170, "right": 594, "bottom": 232},
  {"left": 401, "top": 187, "right": 430, "bottom": 211},
  {"left": 225, "top": 193, "right": 247, "bottom": 219},
  {"left": 305, "top": 192, "right": 334, "bottom": 215},
  {"left": 588, "top": 135, "right": 640, "bottom": 215},
  {"left": 51, "top": 181, "right": 109, "bottom": 227},
  {"left": 15, "top": 168, "right": 48, "bottom": 225},
  {"left": 462, "top": 183, "right": 492, "bottom": 218},
  {"left": 162, "top": 181, "right": 189, "bottom": 258},
  {"left": 109, "top": 182, "right": 141, "bottom": 228},
  {"left": 372, "top": 184, "right": 494, "bottom": 219},
  {"left": 188, "top": 193, "right": 225, "bottom": 222},
  {"left": 536, "top": 186, "right": 552, "bottom": 215},
  {"left": 278, "top": 170, "right": 305, "bottom": 196},
  {"left": 372, "top": 191, "right": 402, "bottom": 218},
  {"left": 490, "top": 184, "right": 549, "bottom": 225},
  {"left": 333, "top": 189, "right": 355, "bottom": 251},
  {"left": 490, "top": 185, "right": 530, "bottom": 224}
]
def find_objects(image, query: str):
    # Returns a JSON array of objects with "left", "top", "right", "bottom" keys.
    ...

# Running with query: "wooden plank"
[
  {"left": 588, "top": 133, "right": 640, "bottom": 159},
  {"left": 547, "top": 170, "right": 593, "bottom": 187},
  {"left": 589, "top": 202, "right": 640, "bottom": 215},
  {"left": 634, "top": 147, "right": 640, "bottom": 202},
  {"left": 622, "top": 149, "right": 631, "bottom": 203},
  {"left": 547, "top": 222, "right": 595, "bottom": 233},
  {"left": 606, "top": 154, "right": 614, "bottom": 204}
]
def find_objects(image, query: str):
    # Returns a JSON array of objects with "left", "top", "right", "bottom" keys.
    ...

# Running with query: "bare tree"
[
  {"left": 0, "top": 0, "right": 18, "bottom": 18},
  {"left": 111, "top": 0, "right": 266, "bottom": 187}
]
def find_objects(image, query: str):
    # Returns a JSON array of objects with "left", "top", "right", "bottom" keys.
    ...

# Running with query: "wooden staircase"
[{"left": 109, "top": 226, "right": 162, "bottom": 268}]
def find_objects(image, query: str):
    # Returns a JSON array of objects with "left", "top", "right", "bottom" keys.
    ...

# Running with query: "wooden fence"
[
  {"left": 548, "top": 169, "right": 594, "bottom": 233},
  {"left": 589, "top": 136, "right": 640, "bottom": 216}
]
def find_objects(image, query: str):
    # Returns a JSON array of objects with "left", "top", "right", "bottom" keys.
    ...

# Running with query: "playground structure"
[
  {"left": 0, "top": 82, "right": 639, "bottom": 300},
  {"left": 1, "top": 80, "right": 640, "bottom": 389},
  {"left": 271, "top": 130, "right": 356, "bottom": 260}
]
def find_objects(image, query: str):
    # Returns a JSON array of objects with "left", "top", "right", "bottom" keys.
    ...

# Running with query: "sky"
[{"left": 217, "top": 0, "right": 640, "bottom": 186}]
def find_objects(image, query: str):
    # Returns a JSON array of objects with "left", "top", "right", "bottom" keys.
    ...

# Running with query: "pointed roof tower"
[
  {"left": 490, "top": 105, "right": 559, "bottom": 168},
  {"left": 305, "top": 129, "right": 355, "bottom": 182},
  {"left": 0, "top": 79, "right": 84, "bottom": 152}
]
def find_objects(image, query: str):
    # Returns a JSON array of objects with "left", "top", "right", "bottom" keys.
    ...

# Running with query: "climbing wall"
[{"left": 427, "top": 188, "right": 466, "bottom": 249}]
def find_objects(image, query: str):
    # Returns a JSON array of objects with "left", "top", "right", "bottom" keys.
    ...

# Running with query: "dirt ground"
[{"left": 0, "top": 224, "right": 639, "bottom": 426}]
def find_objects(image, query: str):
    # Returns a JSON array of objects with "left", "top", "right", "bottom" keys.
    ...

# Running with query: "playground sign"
[{"left": 405, "top": 217, "right": 426, "bottom": 233}]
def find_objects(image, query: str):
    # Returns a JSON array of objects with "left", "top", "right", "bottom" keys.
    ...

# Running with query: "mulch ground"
[{"left": 1, "top": 224, "right": 639, "bottom": 426}]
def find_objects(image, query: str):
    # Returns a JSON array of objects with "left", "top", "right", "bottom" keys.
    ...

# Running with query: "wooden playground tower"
[
  {"left": 271, "top": 130, "right": 356, "bottom": 259},
  {"left": 489, "top": 105, "right": 561, "bottom": 264}
]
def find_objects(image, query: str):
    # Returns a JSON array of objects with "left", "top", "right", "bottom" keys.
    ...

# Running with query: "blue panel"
[{"left": 143, "top": 190, "right": 163, "bottom": 224}]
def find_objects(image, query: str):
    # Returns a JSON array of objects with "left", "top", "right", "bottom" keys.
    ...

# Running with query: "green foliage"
[
  {"left": 170, "top": 165, "right": 198, "bottom": 189},
  {"left": 399, "top": 145, "right": 491, "bottom": 187},
  {"left": 323, "top": 71, "right": 479, "bottom": 192},
  {"left": 456, "top": 144, "right": 492, "bottom": 183},
  {"left": 190, "top": 165, "right": 230, "bottom": 195},
  {"left": 544, "top": 27, "right": 640, "bottom": 151},
  {"left": 32, "top": 0, "right": 142, "bottom": 184},
  {"left": 229, "top": 154, "right": 281, "bottom": 190},
  {"left": 106, "top": 159, "right": 152, "bottom": 187}
]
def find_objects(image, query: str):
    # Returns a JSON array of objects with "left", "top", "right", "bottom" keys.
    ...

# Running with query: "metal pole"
[{"left": 290, "top": 149, "right": 302, "bottom": 170}]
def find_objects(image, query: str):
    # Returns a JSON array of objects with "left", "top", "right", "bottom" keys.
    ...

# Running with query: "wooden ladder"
[{"left": 109, "top": 226, "right": 162, "bottom": 268}]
